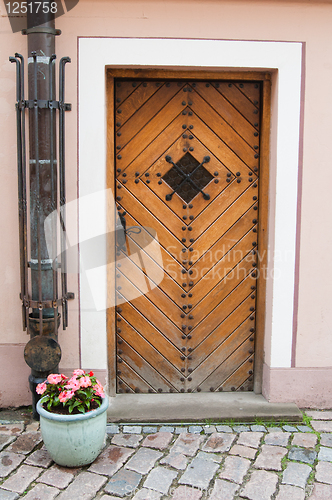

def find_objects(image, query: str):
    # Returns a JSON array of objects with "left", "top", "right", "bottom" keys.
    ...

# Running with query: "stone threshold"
[{"left": 107, "top": 392, "right": 302, "bottom": 423}]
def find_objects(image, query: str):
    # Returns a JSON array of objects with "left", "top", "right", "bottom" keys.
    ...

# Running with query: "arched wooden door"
[{"left": 109, "top": 72, "right": 269, "bottom": 395}]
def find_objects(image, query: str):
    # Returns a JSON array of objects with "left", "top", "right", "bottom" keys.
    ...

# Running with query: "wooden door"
[{"left": 111, "top": 76, "right": 267, "bottom": 394}]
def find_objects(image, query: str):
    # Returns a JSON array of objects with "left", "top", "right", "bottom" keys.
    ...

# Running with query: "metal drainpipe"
[{"left": 26, "top": 8, "right": 59, "bottom": 419}]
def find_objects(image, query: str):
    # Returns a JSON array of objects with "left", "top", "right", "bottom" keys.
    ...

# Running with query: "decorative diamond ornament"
[{"left": 162, "top": 152, "right": 213, "bottom": 203}]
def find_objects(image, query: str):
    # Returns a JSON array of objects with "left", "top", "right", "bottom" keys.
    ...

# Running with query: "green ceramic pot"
[{"left": 37, "top": 395, "right": 108, "bottom": 467}]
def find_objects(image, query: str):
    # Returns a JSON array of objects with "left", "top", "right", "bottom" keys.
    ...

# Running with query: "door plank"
[
  {"left": 118, "top": 309, "right": 184, "bottom": 371},
  {"left": 187, "top": 316, "right": 253, "bottom": 388},
  {"left": 115, "top": 81, "right": 162, "bottom": 128},
  {"left": 188, "top": 224, "right": 257, "bottom": 304},
  {"left": 190, "top": 207, "right": 256, "bottom": 286},
  {"left": 118, "top": 339, "right": 177, "bottom": 391},
  {"left": 117, "top": 186, "right": 184, "bottom": 263},
  {"left": 189, "top": 114, "right": 256, "bottom": 173},
  {"left": 116, "top": 82, "right": 184, "bottom": 150},
  {"left": 212, "top": 82, "right": 259, "bottom": 129},
  {"left": 118, "top": 320, "right": 184, "bottom": 387},
  {"left": 116, "top": 286, "right": 183, "bottom": 348},
  {"left": 117, "top": 259, "right": 184, "bottom": 329},
  {"left": 221, "top": 355, "right": 254, "bottom": 392},
  {"left": 197, "top": 337, "right": 253, "bottom": 392},
  {"left": 187, "top": 294, "right": 255, "bottom": 351},
  {"left": 191, "top": 82, "right": 258, "bottom": 149},
  {"left": 190, "top": 256, "right": 255, "bottom": 326},
  {"left": 188, "top": 280, "right": 255, "bottom": 358},
  {"left": 124, "top": 212, "right": 186, "bottom": 288},
  {"left": 115, "top": 80, "right": 140, "bottom": 108},
  {"left": 116, "top": 90, "right": 187, "bottom": 168},
  {"left": 235, "top": 82, "right": 261, "bottom": 108},
  {"left": 188, "top": 186, "right": 258, "bottom": 265},
  {"left": 118, "top": 359, "right": 156, "bottom": 393},
  {"left": 190, "top": 93, "right": 258, "bottom": 168}
]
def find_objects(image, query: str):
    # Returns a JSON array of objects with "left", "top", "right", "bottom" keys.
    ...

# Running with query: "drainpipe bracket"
[{"left": 22, "top": 27, "right": 61, "bottom": 36}]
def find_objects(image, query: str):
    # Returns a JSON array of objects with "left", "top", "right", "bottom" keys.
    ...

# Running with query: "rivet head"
[
  {"left": 181, "top": 313, "right": 185, "bottom": 318},
  {"left": 181, "top": 368, "right": 185, "bottom": 372},
  {"left": 182, "top": 124, "right": 187, "bottom": 129},
  {"left": 210, "top": 387, "right": 214, "bottom": 392},
  {"left": 189, "top": 204, "right": 193, "bottom": 209},
  {"left": 197, "top": 387, "right": 201, "bottom": 392},
  {"left": 236, "top": 172, "right": 241, "bottom": 176}
]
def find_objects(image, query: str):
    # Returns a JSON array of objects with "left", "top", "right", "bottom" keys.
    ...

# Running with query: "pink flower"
[
  {"left": 79, "top": 376, "right": 92, "bottom": 388},
  {"left": 65, "top": 376, "right": 80, "bottom": 391},
  {"left": 73, "top": 369, "right": 85, "bottom": 376},
  {"left": 93, "top": 382, "right": 105, "bottom": 398},
  {"left": 36, "top": 382, "right": 47, "bottom": 395},
  {"left": 59, "top": 390, "right": 75, "bottom": 403},
  {"left": 47, "top": 374, "right": 63, "bottom": 385},
  {"left": 60, "top": 374, "right": 68, "bottom": 380}
]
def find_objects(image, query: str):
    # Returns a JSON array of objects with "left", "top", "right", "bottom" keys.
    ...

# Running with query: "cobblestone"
[
  {"left": 0, "top": 437, "right": 15, "bottom": 453},
  {"left": 22, "top": 483, "right": 60, "bottom": 500},
  {"left": 104, "top": 468, "right": 142, "bottom": 497},
  {"left": 1, "top": 464, "right": 43, "bottom": 494},
  {"left": 215, "top": 425, "right": 232, "bottom": 432},
  {"left": 132, "top": 489, "right": 162, "bottom": 500},
  {"left": 88, "top": 445, "right": 134, "bottom": 476},
  {"left": 179, "top": 456, "right": 219, "bottom": 489},
  {"left": 6, "top": 432, "right": 42, "bottom": 455},
  {"left": 291, "top": 432, "right": 317, "bottom": 448},
  {"left": 264, "top": 431, "right": 290, "bottom": 447},
  {"left": 142, "top": 432, "right": 173, "bottom": 450},
  {"left": 288, "top": 447, "right": 317, "bottom": 464},
  {"left": 202, "top": 432, "right": 235, "bottom": 452},
  {"left": 219, "top": 455, "right": 250, "bottom": 483},
  {"left": 37, "top": 464, "right": 77, "bottom": 489},
  {"left": 160, "top": 452, "right": 188, "bottom": 470},
  {"left": 56, "top": 471, "right": 107, "bottom": 500},
  {"left": 143, "top": 466, "right": 177, "bottom": 494},
  {"left": 318, "top": 445, "right": 332, "bottom": 461},
  {"left": 240, "top": 469, "right": 278, "bottom": 500},
  {"left": 123, "top": 426, "right": 142, "bottom": 434},
  {"left": 0, "top": 452, "right": 26, "bottom": 478},
  {"left": 296, "top": 425, "right": 313, "bottom": 433},
  {"left": 315, "top": 460, "right": 332, "bottom": 484},
  {"left": 306, "top": 410, "right": 332, "bottom": 420},
  {"left": 282, "top": 462, "right": 311, "bottom": 488},
  {"left": 143, "top": 427, "right": 158, "bottom": 434},
  {"left": 308, "top": 482, "right": 332, "bottom": 499},
  {"left": 254, "top": 444, "right": 287, "bottom": 470},
  {"left": 209, "top": 479, "right": 239, "bottom": 499},
  {"left": 237, "top": 431, "right": 263, "bottom": 448},
  {"left": 24, "top": 448, "right": 53, "bottom": 467},
  {"left": 275, "top": 484, "right": 305, "bottom": 500},
  {"left": 320, "top": 433, "right": 332, "bottom": 447},
  {"left": 171, "top": 433, "right": 205, "bottom": 456},
  {"left": 0, "top": 490, "right": 19, "bottom": 500},
  {"left": 311, "top": 420, "right": 332, "bottom": 432},
  {"left": 111, "top": 433, "right": 143, "bottom": 448},
  {"left": 229, "top": 443, "right": 257, "bottom": 459},
  {"left": 188, "top": 426, "right": 203, "bottom": 434},
  {"left": 125, "top": 447, "right": 162, "bottom": 474},
  {"left": 1, "top": 410, "right": 332, "bottom": 500}
]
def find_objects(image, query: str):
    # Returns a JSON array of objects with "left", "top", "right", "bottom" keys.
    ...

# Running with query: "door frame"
[{"left": 106, "top": 68, "right": 271, "bottom": 395}]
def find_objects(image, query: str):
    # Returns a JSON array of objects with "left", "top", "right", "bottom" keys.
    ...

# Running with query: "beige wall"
[{"left": 1, "top": 0, "right": 332, "bottom": 406}]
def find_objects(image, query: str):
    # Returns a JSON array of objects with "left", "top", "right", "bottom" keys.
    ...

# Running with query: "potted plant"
[{"left": 36, "top": 369, "right": 108, "bottom": 467}]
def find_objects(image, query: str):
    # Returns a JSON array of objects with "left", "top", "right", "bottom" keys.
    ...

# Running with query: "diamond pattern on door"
[{"left": 114, "top": 80, "right": 261, "bottom": 394}]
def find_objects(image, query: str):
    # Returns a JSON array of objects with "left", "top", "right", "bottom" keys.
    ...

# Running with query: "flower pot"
[{"left": 36, "top": 395, "right": 109, "bottom": 467}]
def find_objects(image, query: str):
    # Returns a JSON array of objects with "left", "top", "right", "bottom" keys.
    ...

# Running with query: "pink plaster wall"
[
  {"left": 263, "top": 363, "right": 332, "bottom": 409},
  {"left": 1, "top": 0, "right": 332, "bottom": 406}
]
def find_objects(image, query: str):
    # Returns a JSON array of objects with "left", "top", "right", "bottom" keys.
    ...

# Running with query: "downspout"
[
  {"left": 10, "top": 6, "right": 72, "bottom": 419},
  {"left": 26, "top": 8, "right": 59, "bottom": 420}
]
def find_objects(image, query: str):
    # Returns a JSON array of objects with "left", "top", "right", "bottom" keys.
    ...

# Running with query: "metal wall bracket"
[
  {"left": 10, "top": 52, "right": 72, "bottom": 335},
  {"left": 22, "top": 27, "right": 61, "bottom": 36}
]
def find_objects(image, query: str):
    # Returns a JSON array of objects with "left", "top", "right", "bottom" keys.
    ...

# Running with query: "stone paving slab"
[
  {"left": 178, "top": 456, "right": 219, "bottom": 489},
  {"left": 1, "top": 409, "right": 332, "bottom": 500},
  {"left": 104, "top": 468, "right": 142, "bottom": 497}
]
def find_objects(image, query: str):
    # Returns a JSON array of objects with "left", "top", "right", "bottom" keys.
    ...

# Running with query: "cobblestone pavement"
[{"left": 1, "top": 410, "right": 332, "bottom": 499}]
